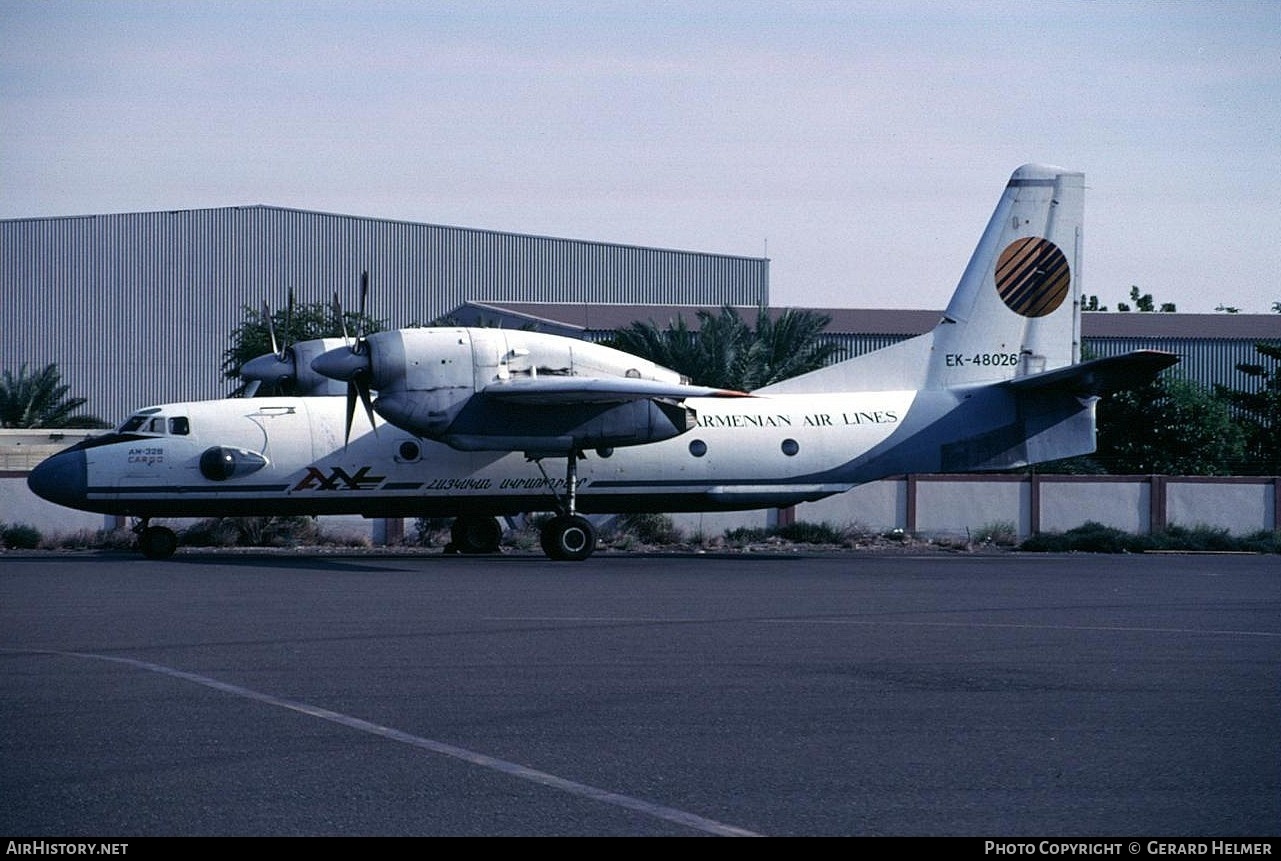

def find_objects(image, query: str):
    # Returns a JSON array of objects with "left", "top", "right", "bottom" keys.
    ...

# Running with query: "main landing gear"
[
  {"left": 135, "top": 518, "right": 178, "bottom": 560},
  {"left": 533, "top": 452, "right": 596, "bottom": 562},
  {"left": 448, "top": 515, "right": 504, "bottom": 554}
]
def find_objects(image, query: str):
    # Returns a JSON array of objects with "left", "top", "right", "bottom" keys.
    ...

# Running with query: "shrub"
[
  {"left": 413, "top": 517, "right": 453, "bottom": 547},
  {"left": 615, "top": 512, "right": 682, "bottom": 545},
  {"left": 974, "top": 521, "right": 1018, "bottom": 546},
  {"left": 181, "top": 519, "right": 241, "bottom": 547},
  {"left": 724, "top": 526, "right": 772, "bottom": 545},
  {"left": 1020, "top": 521, "right": 1152, "bottom": 553},
  {"left": 1023, "top": 521, "right": 1281, "bottom": 554},
  {"left": 776, "top": 520, "right": 846, "bottom": 544},
  {"left": 179, "top": 516, "right": 318, "bottom": 547},
  {"left": 1240, "top": 531, "right": 1281, "bottom": 554},
  {"left": 1, "top": 523, "right": 41, "bottom": 549}
]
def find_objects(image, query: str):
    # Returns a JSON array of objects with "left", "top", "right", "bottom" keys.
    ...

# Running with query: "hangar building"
[
  {"left": 2, "top": 206, "right": 769, "bottom": 423},
  {"left": 451, "top": 301, "right": 1280, "bottom": 395}
]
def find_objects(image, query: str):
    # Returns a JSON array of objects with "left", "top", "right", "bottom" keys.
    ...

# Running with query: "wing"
[{"left": 480, "top": 376, "right": 752, "bottom": 405}]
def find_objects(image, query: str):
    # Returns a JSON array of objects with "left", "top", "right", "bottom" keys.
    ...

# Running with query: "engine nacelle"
[
  {"left": 361, "top": 328, "right": 686, "bottom": 393},
  {"left": 242, "top": 337, "right": 349, "bottom": 397},
  {"left": 439, "top": 397, "right": 697, "bottom": 454}
]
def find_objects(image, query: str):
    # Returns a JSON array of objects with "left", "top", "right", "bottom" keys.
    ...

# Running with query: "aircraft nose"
[{"left": 27, "top": 448, "right": 88, "bottom": 509}]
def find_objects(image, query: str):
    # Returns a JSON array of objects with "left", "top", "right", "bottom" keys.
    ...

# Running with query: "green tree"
[
  {"left": 607, "top": 306, "right": 838, "bottom": 390},
  {"left": 1093, "top": 375, "right": 1244, "bottom": 475},
  {"left": 221, "top": 298, "right": 385, "bottom": 392},
  {"left": 1214, "top": 342, "right": 1281, "bottom": 474},
  {"left": 0, "top": 364, "right": 109, "bottom": 428},
  {"left": 1115, "top": 285, "right": 1176, "bottom": 313}
]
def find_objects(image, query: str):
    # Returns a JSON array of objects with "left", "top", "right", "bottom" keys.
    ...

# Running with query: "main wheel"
[
  {"left": 450, "top": 516, "right": 503, "bottom": 554},
  {"left": 138, "top": 526, "right": 178, "bottom": 560},
  {"left": 540, "top": 514, "right": 596, "bottom": 562}
]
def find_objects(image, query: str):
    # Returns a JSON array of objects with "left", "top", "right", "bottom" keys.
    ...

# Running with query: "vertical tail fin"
[{"left": 758, "top": 164, "right": 1084, "bottom": 394}]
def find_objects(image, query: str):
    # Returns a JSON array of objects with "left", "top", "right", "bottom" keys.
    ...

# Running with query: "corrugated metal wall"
[
  {"left": 1083, "top": 336, "right": 1269, "bottom": 392},
  {"left": 3, "top": 206, "right": 769, "bottom": 423},
  {"left": 754, "top": 333, "right": 1272, "bottom": 394}
]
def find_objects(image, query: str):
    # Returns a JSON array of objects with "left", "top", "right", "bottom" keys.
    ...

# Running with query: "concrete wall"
[
  {"left": 3, "top": 473, "right": 1277, "bottom": 545},
  {"left": 790, "top": 475, "right": 1278, "bottom": 539}
]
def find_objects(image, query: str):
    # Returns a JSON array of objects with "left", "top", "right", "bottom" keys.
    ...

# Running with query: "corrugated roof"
[{"left": 2, "top": 205, "right": 769, "bottom": 264}]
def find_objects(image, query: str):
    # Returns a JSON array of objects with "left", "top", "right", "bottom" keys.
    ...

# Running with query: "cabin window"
[
  {"left": 781, "top": 439, "right": 799, "bottom": 457},
  {"left": 120, "top": 416, "right": 147, "bottom": 433},
  {"left": 688, "top": 439, "right": 707, "bottom": 458},
  {"left": 169, "top": 417, "right": 190, "bottom": 436},
  {"left": 147, "top": 418, "right": 165, "bottom": 434}
]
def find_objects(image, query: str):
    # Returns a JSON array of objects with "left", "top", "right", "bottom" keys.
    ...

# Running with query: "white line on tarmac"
[
  {"left": 487, "top": 616, "right": 1281, "bottom": 639},
  {"left": 770, "top": 619, "right": 1281, "bottom": 638},
  {"left": 47, "top": 649, "right": 761, "bottom": 837}
]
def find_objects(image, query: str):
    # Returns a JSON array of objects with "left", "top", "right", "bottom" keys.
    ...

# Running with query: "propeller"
[
  {"left": 315, "top": 271, "right": 378, "bottom": 446},
  {"left": 241, "top": 289, "right": 297, "bottom": 391}
]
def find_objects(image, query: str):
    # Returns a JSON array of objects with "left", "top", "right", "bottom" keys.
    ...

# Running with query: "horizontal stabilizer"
[
  {"left": 1002, "top": 350, "right": 1179, "bottom": 397},
  {"left": 481, "top": 376, "right": 751, "bottom": 405}
]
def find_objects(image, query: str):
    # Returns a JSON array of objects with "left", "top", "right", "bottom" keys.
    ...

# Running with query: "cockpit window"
[{"left": 118, "top": 412, "right": 182, "bottom": 435}]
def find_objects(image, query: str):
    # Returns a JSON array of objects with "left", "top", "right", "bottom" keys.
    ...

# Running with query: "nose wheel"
[{"left": 532, "top": 452, "right": 597, "bottom": 562}]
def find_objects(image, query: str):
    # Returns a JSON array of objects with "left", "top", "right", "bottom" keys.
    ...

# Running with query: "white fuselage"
[{"left": 62, "top": 391, "right": 919, "bottom": 519}]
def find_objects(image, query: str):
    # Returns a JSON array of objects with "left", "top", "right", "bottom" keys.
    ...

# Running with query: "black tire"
[
  {"left": 540, "top": 514, "right": 596, "bottom": 562},
  {"left": 138, "top": 526, "right": 178, "bottom": 560},
  {"left": 450, "top": 516, "right": 503, "bottom": 554}
]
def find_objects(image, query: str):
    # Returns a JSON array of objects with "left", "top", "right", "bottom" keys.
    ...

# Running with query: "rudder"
[{"left": 758, "top": 164, "right": 1084, "bottom": 395}]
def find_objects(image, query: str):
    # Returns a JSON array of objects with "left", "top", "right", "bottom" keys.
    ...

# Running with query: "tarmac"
[{"left": 1, "top": 550, "right": 1277, "bottom": 836}]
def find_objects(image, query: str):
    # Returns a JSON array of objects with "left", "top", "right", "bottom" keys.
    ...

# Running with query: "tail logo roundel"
[{"left": 995, "top": 237, "right": 1070, "bottom": 317}]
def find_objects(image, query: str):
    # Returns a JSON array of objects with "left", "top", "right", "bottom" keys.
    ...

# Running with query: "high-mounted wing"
[
  {"left": 481, "top": 376, "right": 750, "bottom": 405},
  {"left": 311, "top": 325, "right": 749, "bottom": 454}
]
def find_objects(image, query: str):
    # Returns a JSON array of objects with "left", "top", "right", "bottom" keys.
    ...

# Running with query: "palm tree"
[
  {"left": 0, "top": 364, "right": 109, "bottom": 428},
  {"left": 607, "top": 305, "right": 838, "bottom": 391}
]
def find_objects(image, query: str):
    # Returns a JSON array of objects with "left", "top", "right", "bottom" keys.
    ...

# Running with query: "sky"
[{"left": 3, "top": 0, "right": 1280, "bottom": 314}]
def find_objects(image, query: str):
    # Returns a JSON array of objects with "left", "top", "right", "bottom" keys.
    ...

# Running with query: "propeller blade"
[
  {"left": 282, "top": 287, "right": 294, "bottom": 360},
  {"left": 262, "top": 300, "right": 279, "bottom": 357},
  {"left": 333, "top": 291, "right": 350, "bottom": 344},
  {"left": 356, "top": 377, "right": 378, "bottom": 437},
  {"left": 356, "top": 271, "right": 369, "bottom": 346},
  {"left": 343, "top": 381, "right": 357, "bottom": 448},
  {"left": 339, "top": 378, "right": 379, "bottom": 449}
]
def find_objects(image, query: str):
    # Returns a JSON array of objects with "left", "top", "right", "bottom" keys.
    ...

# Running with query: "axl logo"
[{"left": 292, "top": 466, "right": 386, "bottom": 492}]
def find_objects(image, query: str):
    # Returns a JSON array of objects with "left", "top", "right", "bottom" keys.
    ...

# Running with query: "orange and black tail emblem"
[{"left": 995, "top": 237, "right": 1070, "bottom": 317}]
